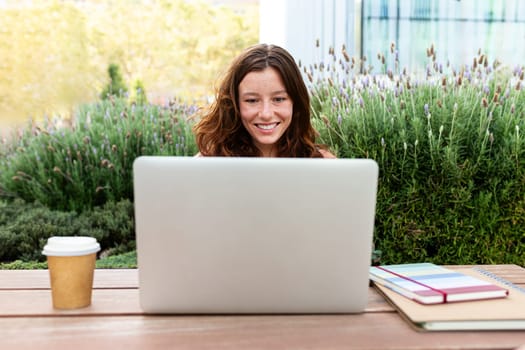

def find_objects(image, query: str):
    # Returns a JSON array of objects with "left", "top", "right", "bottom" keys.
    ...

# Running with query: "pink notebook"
[{"left": 369, "top": 263, "right": 508, "bottom": 304}]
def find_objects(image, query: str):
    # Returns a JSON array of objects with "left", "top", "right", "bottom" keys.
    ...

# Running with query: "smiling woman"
[
  {"left": 193, "top": 43, "right": 335, "bottom": 158},
  {"left": 238, "top": 67, "right": 293, "bottom": 157}
]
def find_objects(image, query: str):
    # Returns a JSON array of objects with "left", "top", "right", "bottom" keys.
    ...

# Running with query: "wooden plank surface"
[
  {"left": 1, "top": 265, "right": 522, "bottom": 289},
  {"left": 0, "top": 287, "right": 393, "bottom": 317},
  {"left": 1, "top": 313, "right": 524, "bottom": 350},
  {"left": 0, "top": 269, "right": 138, "bottom": 290},
  {"left": 1, "top": 265, "right": 524, "bottom": 350},
  {"left": 0, "top": 289, "right": 142, "bottom": 316},
  {"left": 0, "top": 268, "right": 395, "bottom": 315}
]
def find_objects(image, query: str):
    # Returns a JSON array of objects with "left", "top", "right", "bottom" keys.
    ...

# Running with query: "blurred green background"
[{"left": 0, "top": 0, "right": 258, "bottom": 133}]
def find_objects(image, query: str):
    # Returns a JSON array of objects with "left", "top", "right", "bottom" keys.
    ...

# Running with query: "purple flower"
[
  {"left": 362, "top": 76, "right": 369, "bottom": 88},
  {"left": 394, "top": 85, "right": 403, "bottom": 97},
  {"left": 465, "top": 71, "right": 472, "bottom": 82},
  {"left": 424, "top": 104, "right": 430, "bottom": 116},
  {"left": 337, "top": 114, "right": 342, "bottom": 125}
]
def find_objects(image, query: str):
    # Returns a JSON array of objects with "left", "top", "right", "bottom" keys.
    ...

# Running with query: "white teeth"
[{"left": 257, "top": 123, "right": 277, "bottom": 130}]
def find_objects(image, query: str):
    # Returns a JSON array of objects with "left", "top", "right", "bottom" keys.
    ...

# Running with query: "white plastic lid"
[{"left": 42, "top": 236, "right": 101, "bottom": 257}]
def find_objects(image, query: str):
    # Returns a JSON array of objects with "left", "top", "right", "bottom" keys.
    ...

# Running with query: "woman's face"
[{"left": 238, "top": 67, "right": 293, "bottom": 157}]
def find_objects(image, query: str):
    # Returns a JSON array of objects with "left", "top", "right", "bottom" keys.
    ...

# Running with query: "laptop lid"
[{"left": 133, "top": 156, "right": 378, "bottom": 314}]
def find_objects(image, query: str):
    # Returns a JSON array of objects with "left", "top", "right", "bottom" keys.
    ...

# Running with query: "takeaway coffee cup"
[{"left": 42, "top": 236, "right": 101, "bottom": 309}]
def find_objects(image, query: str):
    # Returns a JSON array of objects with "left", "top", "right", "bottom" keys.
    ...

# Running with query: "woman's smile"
[{"left": 256, "top": 122, "right": 280, "bottom": 131}]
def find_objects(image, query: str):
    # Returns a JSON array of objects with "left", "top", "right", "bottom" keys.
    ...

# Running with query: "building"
[{"left": 260, "top": 0, "right": 525, "bottom": 75}]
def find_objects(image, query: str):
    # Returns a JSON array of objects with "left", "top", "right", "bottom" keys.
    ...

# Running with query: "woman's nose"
[{"left": 260, "top": 101, "right": 273, "bottom": 119}]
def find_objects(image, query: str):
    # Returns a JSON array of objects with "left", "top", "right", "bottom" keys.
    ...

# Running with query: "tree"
[{"left": 0, "top": 0, "right": 259, "bottom": 124}]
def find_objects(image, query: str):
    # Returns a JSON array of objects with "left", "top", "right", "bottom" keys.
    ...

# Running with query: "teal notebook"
[{"left": 369, "top": 263, "right": 509, "bottom": 304}]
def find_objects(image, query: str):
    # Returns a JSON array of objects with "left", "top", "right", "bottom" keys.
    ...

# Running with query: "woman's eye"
[
  {"left": 245, "top": 99, "right": 258, "bottom": 103},
  {"left": 274, "top": 97, "right": 286, "bottom": 102}
]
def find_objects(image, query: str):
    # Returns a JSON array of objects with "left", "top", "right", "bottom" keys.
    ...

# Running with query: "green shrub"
[
  {"left": 0, "top": 98, "right": 197, "bottom": 212},
  {"left": 129, "top": 79, "right": 148, "bottom": 105},
  {"left": 96, "top": 250, "right": 137, "bottom": 269},
  {"left": 0, "top": 198, "right": 134, "bottom": 262},
  {"left": 0, "top": 260, "right": 48, "bottom": 270},
  {"left": 308, "top": 44, "right": 525, "bottom": 265},
  {"left": 0, "top": 251, "right": 137, "bottom": 270},
  {"left": 100, "top": 63, "right": 128, "bottom": 100},
  {"left": 1, "top": 44, "right": 523, "bottom": 266}
]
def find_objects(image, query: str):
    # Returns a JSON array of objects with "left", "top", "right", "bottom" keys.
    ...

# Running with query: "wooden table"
[{"left": 1, "top": 265, "right": 525, "bottom": 349}]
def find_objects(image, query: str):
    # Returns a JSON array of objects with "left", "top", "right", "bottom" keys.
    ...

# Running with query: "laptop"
[{"left": 133, "top": 156, "right": 378, "bottom": 314}]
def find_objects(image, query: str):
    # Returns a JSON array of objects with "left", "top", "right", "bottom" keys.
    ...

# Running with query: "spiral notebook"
[{"left": 373, "top": 266, "right": 525, "bottom": 331}]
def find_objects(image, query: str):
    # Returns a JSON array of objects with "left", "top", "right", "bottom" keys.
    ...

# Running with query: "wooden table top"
[{"left": 1, "top": 265, "right": 525, "bottom": 350}]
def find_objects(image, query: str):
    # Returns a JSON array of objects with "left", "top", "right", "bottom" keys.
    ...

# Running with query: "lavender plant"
[
  {"left": 0, "top": 97, "right": 197, "bottom": 212},
  {"left": 307, "top": 43, "right": 524, "bottom": 264}
]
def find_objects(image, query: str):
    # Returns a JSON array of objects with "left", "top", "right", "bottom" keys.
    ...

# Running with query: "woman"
[{"left": 193, "top": 43, "right": 335, "bottom": 158}]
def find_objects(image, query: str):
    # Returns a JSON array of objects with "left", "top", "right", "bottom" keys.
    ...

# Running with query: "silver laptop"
[{"left": 133, "top": 156, "right": 378, "bottom": 314}]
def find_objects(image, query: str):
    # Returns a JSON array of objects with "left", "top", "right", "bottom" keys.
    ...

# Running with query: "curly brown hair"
[{"left": 193, "top": 43, "right": 326, "bottom": 157}]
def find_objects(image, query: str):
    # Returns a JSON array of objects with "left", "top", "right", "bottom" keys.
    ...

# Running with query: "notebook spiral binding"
[{"left": 473, "top": 267, "right": 525, "bottom": 294}]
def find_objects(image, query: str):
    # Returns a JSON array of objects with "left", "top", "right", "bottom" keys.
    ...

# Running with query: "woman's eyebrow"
[{"left": 240, "top": 90, "right": 288, "bottom": 97}]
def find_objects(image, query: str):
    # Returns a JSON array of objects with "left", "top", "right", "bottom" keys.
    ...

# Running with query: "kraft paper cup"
[{"left": 42, "top": 236, "right": 101, "bottom": 309}]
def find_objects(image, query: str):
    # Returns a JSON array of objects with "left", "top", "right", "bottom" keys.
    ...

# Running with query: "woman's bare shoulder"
[{"left": 319, "top": 149, "right": 337, "bottom": 158}]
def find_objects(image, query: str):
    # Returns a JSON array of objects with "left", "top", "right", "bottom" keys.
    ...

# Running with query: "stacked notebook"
[
  {"left": 370, "top": 263, "right": 525, "bottom": 331},
  {"left": 369, "top": 263, "right": 509, "bottom": 304}
]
